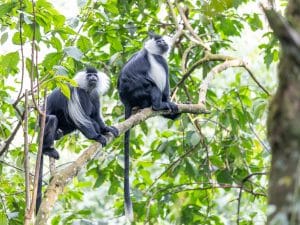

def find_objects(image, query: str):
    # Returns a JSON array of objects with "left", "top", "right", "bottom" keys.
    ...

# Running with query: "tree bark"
[{"left": 265, "top": 1, "right": 300, "bottom": 224}]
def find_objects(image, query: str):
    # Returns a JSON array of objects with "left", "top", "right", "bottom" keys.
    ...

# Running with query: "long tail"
[
  {"left": 124, "top": 106, "right": 133, "bottom": 221},
  {"left": 36, "top": 154, "right": 43, "bottom": 215}
]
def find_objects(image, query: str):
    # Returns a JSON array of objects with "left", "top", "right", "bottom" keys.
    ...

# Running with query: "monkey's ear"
[{"left": 148, "top": 31, "right": 155, "bottom": 39}]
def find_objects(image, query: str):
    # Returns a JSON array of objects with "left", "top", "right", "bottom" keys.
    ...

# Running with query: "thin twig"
[
  {"left": 25, "top": 89, "right": 47, "bottom": 224},
  {"left": 24, "top": 90, "right": 30, "bottom": 213},
  {"left": 177, "top": 6, "right": 210, "bottom": 50},
  {"left": 29, "top": 0, "right": 41, "bottom": 115},
  {"left": 13, "top": 0, "right": 25, "bottom": 106},
  {"left": 236, "top": 172, "right": 267, "bottom": 225},
  {"left": 145, "top": 143, "right": 201, "bottom": 193},
  {"left": 0, "top": 121, "right": 23, "bottom": 157},
  {"left": 243, "top": 64, "right": 270, "bottom": 96}
]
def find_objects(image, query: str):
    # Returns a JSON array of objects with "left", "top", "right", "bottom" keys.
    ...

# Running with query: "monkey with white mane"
[
  {"left": 36, "top": 67, "right": 118, "bottom": 214},
  {"left": 118, "top": 32, "right": 180, "bottom": 221}
]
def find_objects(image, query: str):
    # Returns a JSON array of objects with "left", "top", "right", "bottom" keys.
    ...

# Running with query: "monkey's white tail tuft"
[{"left": 125, "top": 201, "right": 134, "bottom": 222}]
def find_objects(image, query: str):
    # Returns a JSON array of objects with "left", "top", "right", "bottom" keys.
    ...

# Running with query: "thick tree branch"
[
  {"left": 263, "top": 7, "right": 300, "bottom": 47},
  {"left": 172, "top": 52, "right": 235, "bottom": 94},
  {"left": 35, "top": 103, "right": 208, "bottom": 224},
  {"left": 198, "top": 59, "right": 270, "bottom": 104}
]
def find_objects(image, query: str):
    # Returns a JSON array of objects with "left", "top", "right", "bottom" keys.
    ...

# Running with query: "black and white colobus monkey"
[
  {"left": 36, "top": 67, "right": 118, "bottom": 214},
  {"left": 117, "top": 32, "right": 180, "bottom": 220}
]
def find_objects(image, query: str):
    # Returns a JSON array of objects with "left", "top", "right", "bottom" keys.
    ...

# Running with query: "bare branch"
[
  {"left": 173, "top": 52, "right": 235, "bottom": 95},
  {"left": 13, "top": 0, "right": 25, "bottom": 106},
  {"left": 24, "top": 90, "right": 30, "bottom": 214},
  {"left": 177, "top": 6, "right": 211, "bottom": 51},
  {"left": 243, "top": 61, "right": 270, "bottom": 96},
  {"left": 29, "top": 0, "right": 41, "bottom": 114},
  {"left": 25, "top": 90, "right": 47, "bottom": 225},
  {"left": 199, "top": 59, "right": 244, "bottom": 104},
  {"left": 237, "top": 172, "right": 267, "bottom": 225}
]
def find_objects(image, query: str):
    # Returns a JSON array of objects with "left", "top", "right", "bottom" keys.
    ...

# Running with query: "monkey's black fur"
[
  {"left": 36, "top": 67, "right": 118, "bottom": 214},
  {"left": 117, "top": 33, "right": 179, "bottom": 220}
]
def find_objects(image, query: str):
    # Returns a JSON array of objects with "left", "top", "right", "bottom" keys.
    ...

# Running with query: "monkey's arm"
[{"left": 91, "top": 99, "right": 119, "bottom": 137}]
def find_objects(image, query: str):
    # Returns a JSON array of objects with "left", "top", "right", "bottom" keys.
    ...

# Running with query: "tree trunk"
[{"left": 266, "top": 1, "right": 300, "bottom": 224}]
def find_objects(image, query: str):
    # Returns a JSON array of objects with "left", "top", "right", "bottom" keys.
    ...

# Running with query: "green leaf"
[
  {"left": 0, "top": 2, "right": 17, "bottom": 18},
  {"left": 107, "top": 35, "right": 123, "bottom": 51},
  {"left": 51, "top": 215, "right": 61, "bottom": 225},
  {"left": 108, "top": 179, "right": 119, "bottom": 195},
  {"left": 64, "top": 46, "right": 83, "bottom": 61},
  {"left": 216, "top": 169, "right": 233, "bottom": 184},
  {"left": 0, "top": 213, "right": 8, "bottom": 225},
  {"left": 1, "top": 32, "right": 8, "bottom": 44},
  {"left": 104, "top": 1, "right": 119, "bottom": 15},
  {"left": 50, "top": 36, "right": 62, "bottom": 50},
  {"left": 57, "top": 82, "right": 71, "bottom": 99},
  {"left": 12, "top": 32, "right": 26, "bottom": 45},
  {"left": 246, "top": 13, "right": 263, "bottom": 31},
  {"left": 215, "top": 17, "right": 244, "bottom": 37},
  {"left": 77, "top": 36, "right": 92, "bottom": 53},
  {"left": 161, "top": 130, "right": 174, "bottom": 138},
  {"left": 0, "top": 51, "right": 19, "bottom": 75},
  {"left": 94, "top": 174, "right": 105, "bottom": 188},
  {"left": 43, "top": 52, "right": 63, "bottom": 70}
]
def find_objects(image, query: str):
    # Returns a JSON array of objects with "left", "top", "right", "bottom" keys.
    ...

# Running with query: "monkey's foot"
[
  {"left": 167, "top": 102, "right": 179, "bottom": 113},
  {"left": 96, "top": 135, "right": 107, "bottom": 147},
  {"left": 54, "top": 129, "right": 64, "bottom": 140},
  {"left": 43, "top": 148, "right": 60, "bottom": 159},
  {"left": 102, "top": 126, "right": 119, "bottom": 137},
  {"left": 163, "top": 102, "right": 180, "bottom": 120}
]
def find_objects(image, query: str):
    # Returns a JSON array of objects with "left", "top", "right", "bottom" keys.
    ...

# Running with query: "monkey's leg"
[
  {"left": 43, "top": 115, "right": 60, "bottom": 159},
  {"left": 151, "top": 86, "right": 176, "bottom": 111}
]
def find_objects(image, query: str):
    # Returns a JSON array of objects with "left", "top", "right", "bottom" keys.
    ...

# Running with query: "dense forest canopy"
[{"left": 0, "top": 0, "right": 285, "bottom": 224}]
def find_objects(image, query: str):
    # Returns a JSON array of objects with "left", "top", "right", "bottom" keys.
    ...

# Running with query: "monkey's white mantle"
[{"left": 35, "top": 103, "right": 208, "bottom": 225}]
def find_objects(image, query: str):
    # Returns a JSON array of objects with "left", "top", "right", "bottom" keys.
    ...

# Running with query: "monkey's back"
[{"left": 118, "top": 50, "right": 155, "bottom": 109}]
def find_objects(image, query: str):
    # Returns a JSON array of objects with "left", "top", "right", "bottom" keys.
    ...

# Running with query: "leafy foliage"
[{"left": 0, "top": 0, "right": 275, "bottom": 224}]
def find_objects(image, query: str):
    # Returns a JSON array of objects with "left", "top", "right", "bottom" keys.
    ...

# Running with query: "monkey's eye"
[{"left": 156, "top": 39, "right": 166, "bottom": 45}]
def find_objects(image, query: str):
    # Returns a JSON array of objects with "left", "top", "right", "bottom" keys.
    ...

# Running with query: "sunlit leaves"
[
  {"left": 0, "top": 1, "right": 17, "bottom": 18},
  {"left": 214, "top": 17, "right": 244, "bottom": 37},
  {"left": 0, "top": 51, "right": 19, "bottom": 76},
  {"left": 77, "top": 35, "right": 92, "bottom": 53},
  {"left": 0, "top": 212, "right": 7, "bottom": 225},
  {"left": 245, "top": 13, "right": 263, "bottom": 31},
  {"left": 43, "top": 52, "right": 64, "bottom": 69},
  {"left": 259, "top": 32, "right": 279, "bottom": 68}
]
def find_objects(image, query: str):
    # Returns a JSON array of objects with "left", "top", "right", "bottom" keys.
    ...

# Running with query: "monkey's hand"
[
  {"left": 95, "top": 134, "right": 107, "bottom": 146},
  {"left": 102, "top": 126, "right": 119, "bottom": 137}
]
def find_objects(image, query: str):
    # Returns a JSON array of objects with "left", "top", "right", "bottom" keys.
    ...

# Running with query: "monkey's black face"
[
  {"left": 155, "top": 37, "right": 169, "bottom": 53},
  {"left": 87, "top": 73, "right": 99, "bottom": 88}
]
